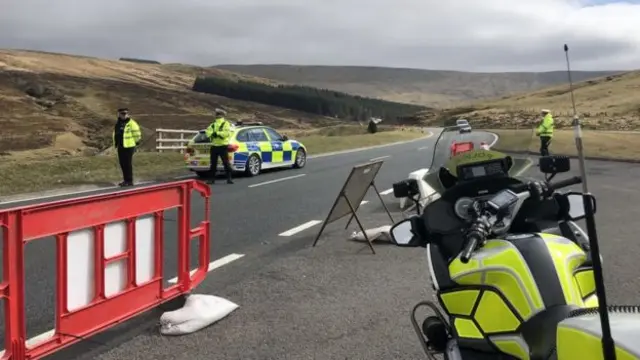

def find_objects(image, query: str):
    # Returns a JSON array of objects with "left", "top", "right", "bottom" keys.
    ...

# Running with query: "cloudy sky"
[{"left": 1, "top": 0, "right": 640, "bottom": 72}]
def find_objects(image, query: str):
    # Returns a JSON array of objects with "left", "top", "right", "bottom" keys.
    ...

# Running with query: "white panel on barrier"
[
  {"left": 104, "top": 260, "right": 127, "bottom": 297},
  {"left": 104, "top": 222, "right": 126, "bottom": 258},
  {"left": 135, "top": 216, "right": 155, "bottom": 285},
  {"left": 104, "top": 222, "right": 128, "bottom": 297},
  {"left": 66, "top": 229, "right": 95, "bottom": 311}
]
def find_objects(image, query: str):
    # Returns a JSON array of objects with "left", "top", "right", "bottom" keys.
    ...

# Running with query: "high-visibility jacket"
[
  {"left": 112, "top": 118, "right": 142, "bottom": 148},
  {"left": 205, "top": 117, "right": 231, "bottom": 146},
  {"left": 536, "top": 114, "right": 554, "bottom": 137}
]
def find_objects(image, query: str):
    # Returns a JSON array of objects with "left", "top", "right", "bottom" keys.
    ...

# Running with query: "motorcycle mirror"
[
  {"left": 539, "top": 155, "right": 571, "bottom": 174},
  {"left": 393, "top": 179, "right": 419, "bottom": 199},
  {"left": 565, "top": 191, "right": 597, "bottom": 221},
  {"left": 390, "top": 219, "right": 419, "bottom": 247}
]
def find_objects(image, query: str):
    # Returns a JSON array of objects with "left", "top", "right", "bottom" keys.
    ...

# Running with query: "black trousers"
[
  {"left": 539, "top": 136, "right": 552, "bottom": 156},
  {"left": 210, "top": 145, "right": 232, "bottom": 180},
  {"left": 117, "top": 147, "right": 135, "bottom": 183}
]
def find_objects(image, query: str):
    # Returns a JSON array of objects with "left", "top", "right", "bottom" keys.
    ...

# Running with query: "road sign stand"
[
  {"left": 312, "top": 160, "right": 390, "bottom": 254},
  {"left": 344, "top": 181, "right": 393, "bottom": 230}
]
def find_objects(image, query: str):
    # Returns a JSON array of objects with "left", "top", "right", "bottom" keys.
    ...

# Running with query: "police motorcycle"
[{"left": 389, "top": 125, "right": 640, "bottom": 360}]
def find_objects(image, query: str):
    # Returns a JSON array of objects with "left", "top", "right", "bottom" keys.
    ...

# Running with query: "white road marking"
[
  {"left": 360, "top": 200, "right": 369, "bottom": 205},
  {"left": 0, "top": 329, "right": 57, "bottom": 355},
  {"left": 279, "top": 220, "right": 322, "bottom": 236},
  {"left": 248, "top": 174, "right": 307, "bottom": 188},
  {"left": 418, "top": 146, "right": 428, "bottom": 150},
  {"left": 370, "top": 155, "right": 390, "bottom": 161},
  {"left": 167, "top": 253, "right": 245, "bottom": 284},
  {"left": 380, "top": 188, "right": 394, "bottom": 195},
  {"left": 307, "top": 131, "right": 433, "bottom": 160},
  {"left": 0, "top": 181, "right": 154, "bottom": 205},
  {"left": 489, "top": 133, "right": 499, "bottom": 147}
]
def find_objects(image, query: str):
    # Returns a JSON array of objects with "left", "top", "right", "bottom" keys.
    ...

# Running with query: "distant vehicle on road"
[
  {"left": 184, "top": 122, "right": 307, "bottom": 178},
  {"left": 456, "top": 119, "right": 472, "bottom": 133}
]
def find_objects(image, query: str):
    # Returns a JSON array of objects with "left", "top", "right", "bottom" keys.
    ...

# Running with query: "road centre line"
[
  {"left": 369, "top": 155, "right": 390, "bottom": 161},
  {"left": 380, "top": 188, "right": 394, "bottom": 195},
  {"left": 279, "top": 220, "right": 322, "bottom": 236},
  {"left": 247, "top": 174, "right": 306, "bottom": 188},
  {"left": 417, "top": 146, "right": 428, "bottom": 150},
  {"left": 360, "top": 200, "right": 369, "bottom": 205},
  {"left": 168, "top": 253, "right": 245, "bottom": 284}
]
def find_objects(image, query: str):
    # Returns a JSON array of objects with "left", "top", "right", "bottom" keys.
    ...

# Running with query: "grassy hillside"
[
  {"left": 0, "top": 50, "right": 342, "bottom": 159},
  {"left": 420, "top": 71, "right": 640, "bottom": 131},
  {"left": 214, "top": 64, "right": 618, "bottom": 107}
]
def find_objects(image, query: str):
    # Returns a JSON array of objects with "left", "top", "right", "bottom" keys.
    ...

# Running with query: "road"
[
  {"left": 7, "top": 129, "right": 640, "bottom": 359},
  {"left": 0, "top": 129, "right": 495, "bottom": 349}
]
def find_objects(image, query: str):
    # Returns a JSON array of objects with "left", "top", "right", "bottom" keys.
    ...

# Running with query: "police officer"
[
  {"left": 536, "top": 109, "right": 554, "bottom": 156},
  {"left": 113, "top": 108, "right": 142, "bottom": 187},
  {"left": 205, "top": 108, "right": 233, "bottom": 184}
]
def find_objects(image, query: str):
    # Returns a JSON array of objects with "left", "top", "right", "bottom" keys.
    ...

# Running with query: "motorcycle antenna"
[{"left": 564, "top": 43, "right": 616, "bottom": 360}]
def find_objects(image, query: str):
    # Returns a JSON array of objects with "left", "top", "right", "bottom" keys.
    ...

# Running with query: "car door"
[
  {"left": 263, "top": 127, "right": 287, "bottom": 166},
  {"left": 247, "top": 128, "right": 272, "bottom": 166}
]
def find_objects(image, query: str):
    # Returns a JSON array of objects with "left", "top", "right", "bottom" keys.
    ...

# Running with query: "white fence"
[{"left": 156, "top": 128, "right": 198, "bottom": 153}]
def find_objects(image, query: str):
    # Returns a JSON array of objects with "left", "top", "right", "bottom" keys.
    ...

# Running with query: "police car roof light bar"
[{"left": 564, "top": 43, "right": 616, "bottom": 360}]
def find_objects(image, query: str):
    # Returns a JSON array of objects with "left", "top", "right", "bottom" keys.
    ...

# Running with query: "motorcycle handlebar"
[
  {"left": 460, "top": 232, "right": 482, "bottom": 263},
  {"left": 458, "top": 176, "right": 583, "bottom": 263}
]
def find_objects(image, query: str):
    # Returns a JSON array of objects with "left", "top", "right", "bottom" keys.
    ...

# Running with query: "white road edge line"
[
  {"left": 248, "top": 174, "right": 307, "bottom": 188},
  {"left": 279, "top": 220, "right": 322, "bottom": 237},
  {"left": 369, "top": 155, "right": 390, "bottom": 161},
  {"left": 168, "top": 253, "right": 245, "bottom": 284},
  {"left": 0, "top": 181, "right": 154, "bottom": 205},
  {"left": 380, "top": 188, "right": 394, "bottom": 195},
  {"left": 489, "top": 133, "right": 499, "bottom": 147},
  {"left": 307, "top": 131, "right": 433, "bottom": 160}
]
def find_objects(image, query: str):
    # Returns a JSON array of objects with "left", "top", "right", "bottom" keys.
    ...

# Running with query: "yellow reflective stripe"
[
  {"left": 541, "top": 234, "right": 587, "bottom": 305},
  {"left": 557, "top": 326, "right": 638, "bottom": 360},
  {"left": 440, "top": 290, "right": 479, "bottom": 316},
  {"left": 237, "top": 142, "right": 248, "bottom": 152},
  {"left": 453, "top": 318, "right": 483, "bottom": 339},
  {"left": 283, "top": 141, "right": 293, "bottom": 151},
  {"left": 575, "top": 269, "right": 596, "bottom": 299},
  {"left": 259, "top": 142, "right": 271, "bottom": 152},
  {"left": 491, "top": 337, "right": 530, "bottom": 360},
  {"left": 475, "top": 291, "right": 520, "bottom": 333}
]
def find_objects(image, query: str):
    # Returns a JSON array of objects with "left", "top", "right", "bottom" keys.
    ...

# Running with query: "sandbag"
[
  {"left": 349, "top": 225, "right": 392, "bottom": 243},
  {"left": 160, "top": 294, "right": 239, "bottom": 335}
]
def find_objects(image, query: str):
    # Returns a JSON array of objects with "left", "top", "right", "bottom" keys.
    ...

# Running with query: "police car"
[{"left": 184, "top": 122, "right": 308, "bottom": 178}]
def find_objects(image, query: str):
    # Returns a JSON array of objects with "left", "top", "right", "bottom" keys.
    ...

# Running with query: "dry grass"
[
  {"left": 0, "top": 49, "right": 340, "bottom": 155},
  {"left": 0, "top": 129, "right": 426, "bottom": 196},
  {"left": 490, "top": 129, "right": 640, "bottom": 160},
  {"left": 440, "top": 71, "right": 640, "bottom": 130}
]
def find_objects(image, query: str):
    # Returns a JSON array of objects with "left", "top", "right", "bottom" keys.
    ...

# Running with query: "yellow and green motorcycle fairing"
[{"left": 437, "top": 232, "right": 596, "bottom": 359}]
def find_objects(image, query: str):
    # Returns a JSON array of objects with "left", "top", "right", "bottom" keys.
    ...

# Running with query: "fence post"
[
  {"left": 157, "top": 129, "right": 163, "bottom": 153},
  {"left": 179, "top": 133, "right": 184, "bottom": 154}
]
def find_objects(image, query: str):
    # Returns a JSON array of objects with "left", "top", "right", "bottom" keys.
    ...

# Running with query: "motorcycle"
[{"left": 389, "top": 126, "right": 640, "bottom": 360}]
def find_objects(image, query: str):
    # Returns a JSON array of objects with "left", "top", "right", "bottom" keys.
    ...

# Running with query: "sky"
[{"left": 1, "top": 0, "right": 640, "bottom": 72}]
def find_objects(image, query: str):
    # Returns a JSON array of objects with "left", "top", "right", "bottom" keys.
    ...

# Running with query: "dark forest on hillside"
[{"left": 192, "top": 76, "right": 425, "bottom": 121}]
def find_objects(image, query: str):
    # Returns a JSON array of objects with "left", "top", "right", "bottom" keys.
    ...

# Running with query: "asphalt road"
[
  {"left": 0, "top": 129, "right": 497, "bottom": 351},
  {"left": 67, "top": 152, "right": 640, "bottom": 360}
]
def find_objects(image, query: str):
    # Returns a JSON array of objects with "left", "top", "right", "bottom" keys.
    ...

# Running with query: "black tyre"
[
  {"left": 245, "top": 154, "right": 262, "bottom": 177},
  {"left": 293, "top": 148, "right": 307, "bottom": 169}
]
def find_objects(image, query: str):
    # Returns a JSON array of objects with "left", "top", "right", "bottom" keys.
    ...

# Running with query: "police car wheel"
[
  {"left": 245, "top": 154, "right": 262, "bottom": 177},
  {"left": 293, "top": 148, "right": 307, "bottom": 169}
]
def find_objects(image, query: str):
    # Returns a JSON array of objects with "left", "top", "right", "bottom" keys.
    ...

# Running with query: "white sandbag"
[
  {"left": 160, "top": 294, "right": 239, "bottom": 335},
  {"left": 349, "top": 225, "right": 392, "bottom": 243}
]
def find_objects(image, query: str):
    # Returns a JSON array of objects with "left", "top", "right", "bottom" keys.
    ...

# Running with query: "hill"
[
  {"left": 214, "top": 64, "right": 618, "bottom": 107},
  {"left": 423, "top": 71, "right": 640, "bottom": 131},
  {"left": 0, "top": 49, "right": 344, "bottom": 157}
]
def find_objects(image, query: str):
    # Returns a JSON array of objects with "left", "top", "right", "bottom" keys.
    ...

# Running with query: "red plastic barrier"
[{"left": 0, "top": 180, "right": 211, "bottom": 360}]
